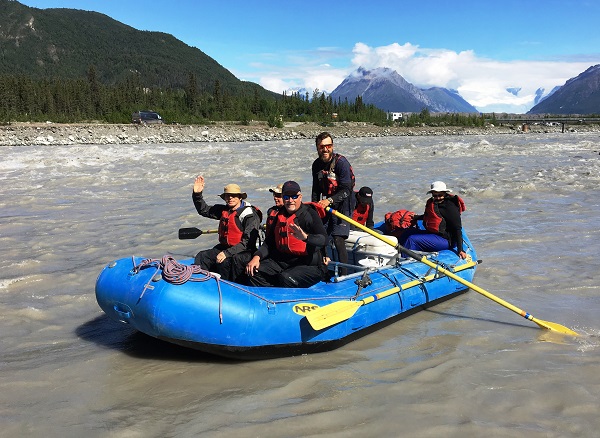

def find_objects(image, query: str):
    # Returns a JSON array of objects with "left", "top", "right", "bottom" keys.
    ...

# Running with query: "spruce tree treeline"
[
  {"left": 0, "top": 70, "right": 498, "bottom": 127},
  {"left": 0, "top": 70, "right": 391, "bottom": 125},
  {"left": 401, "top": 108, "right": 493, "bottom": 128}
]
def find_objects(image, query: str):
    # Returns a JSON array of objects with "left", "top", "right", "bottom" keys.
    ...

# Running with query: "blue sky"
[{"left": 18, "top": 0, "right": 600, "bottom": 112}]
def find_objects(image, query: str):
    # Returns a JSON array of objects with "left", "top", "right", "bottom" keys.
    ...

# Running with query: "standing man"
[
  {"left": 311, "top": 132, "right": 354, "bottom": 275},
  {"left": 246, "top": 181, "right": 328, "bottom": 288},
  {"left": 192, "top": 176, "right": 261, "bottom": 282}
]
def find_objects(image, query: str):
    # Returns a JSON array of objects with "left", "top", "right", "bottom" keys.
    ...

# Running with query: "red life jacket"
[
  {"left": 304, "top": 201, "right": 327, "bottom": 220},
  {"left": 423, "top": 195, "right": 466, "bottom": 235},
  {"left": 272, "top": 203, "right": 324, "bottom": 256},
  {"left": 267, "top": 203, "right": 323, "bottom": 234},
  {"left": 319, "top": 153, "right": 356, "bottom": 196},
  {"left": 265, "top": 206, "right": 280, "bottom": 240},
  {"left": 384, "top": 209, "right": 415, "bottom": 232},
  {"left": 265, "top": 206, "right": 279, "bottom": 232},
  {"left": 218, "top": 203, "right": 259, "bottom": 247},
  {"left": 273, "top": 212, "right": 308, "bottom": 256},
  {"left": 352, "top": 203, "right": 371, "bottom": 225}
]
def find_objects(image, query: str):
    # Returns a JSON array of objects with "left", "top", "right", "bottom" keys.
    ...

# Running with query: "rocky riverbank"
[{"left": 1, "top": 120, "right": 598, "bottom": 146}]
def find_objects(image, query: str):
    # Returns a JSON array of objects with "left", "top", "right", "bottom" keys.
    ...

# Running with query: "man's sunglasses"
[{"left": 282, "top": 194, "right": 300, "bottom": 200}]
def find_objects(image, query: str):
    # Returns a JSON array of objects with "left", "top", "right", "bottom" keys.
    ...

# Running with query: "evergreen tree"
[
  {"left": 185, "top": 72, "right": 198, "bottom": 114},
  {"left": 88, "top": 65, "right": 102, "bottom": 116}
]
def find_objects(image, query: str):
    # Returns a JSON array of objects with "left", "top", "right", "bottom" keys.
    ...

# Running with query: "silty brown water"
[{"left": 1, "top": 133, "right": 599, "bottom": 437}]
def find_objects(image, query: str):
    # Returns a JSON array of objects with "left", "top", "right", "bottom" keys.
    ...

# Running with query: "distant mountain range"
[
  {"left": 329, "top": 67, "right": 479, "bottom": 113},
  {"left": 528, "top": 64, "right": 600, "bottom": 114}
]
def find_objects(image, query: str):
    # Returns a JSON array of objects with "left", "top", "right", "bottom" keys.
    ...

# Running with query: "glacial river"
[{"left": 1, "top": 132, "right": 599, "bottom": 437}]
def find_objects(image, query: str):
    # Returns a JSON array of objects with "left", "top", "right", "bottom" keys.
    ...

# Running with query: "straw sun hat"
[
  {"left": 219, "top": 183, "right": 247, "bottom": 199},
  {"left": 269, "top": 183, "right": 284, "bottom": 195}
]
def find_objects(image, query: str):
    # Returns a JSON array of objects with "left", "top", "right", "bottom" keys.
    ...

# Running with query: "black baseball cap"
[
  {"left": 282, "top": 180, "right": 301, "bottom": 195},
  {"left": 357, "top": 186, "right": 373, "bottom": 203}
]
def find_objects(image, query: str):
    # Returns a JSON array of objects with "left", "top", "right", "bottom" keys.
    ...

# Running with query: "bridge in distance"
[{"left": 488, "top": 116, "right": 600, "bottom": 132}]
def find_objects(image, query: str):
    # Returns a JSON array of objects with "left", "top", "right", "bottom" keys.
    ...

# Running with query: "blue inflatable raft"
[{"left": 95, "top": 226, "right": 478, "bottom": 360}]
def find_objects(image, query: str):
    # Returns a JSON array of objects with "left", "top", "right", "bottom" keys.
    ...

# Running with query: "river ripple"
[{"left": 1, "top": 133, "right": 599, "bottom": 437}]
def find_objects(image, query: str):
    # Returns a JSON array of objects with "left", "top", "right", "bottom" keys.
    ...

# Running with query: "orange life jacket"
[{"left": 352, "top": 203, "right": 371, "bottom": 225}]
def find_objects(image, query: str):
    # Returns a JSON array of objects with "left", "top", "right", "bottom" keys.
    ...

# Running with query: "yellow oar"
[
  {"left": 320, "top": 207, "right": 578, "bottom": 336},
  {"left": 307, "top": 261, "right": 476, "bottom": 330}
]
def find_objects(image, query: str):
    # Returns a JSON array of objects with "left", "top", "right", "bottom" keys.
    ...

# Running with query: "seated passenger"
[
  {"left": 246, "top": 181, "right": 328, "bottom": 288},
  {"left": 260, "top": 183, "right": 284, "bottom": 246},
  {"left": 266, "top": 183, "right": 284, "bottom": 218},
  {"left": 399, "top": 181, "right": 467, "bottom": 259},
  {"left": 192, "top": 176, "right": 261, "bottom": 282},
  {"left": 352, "top": 186, "right": 375, "bottom": 229}
]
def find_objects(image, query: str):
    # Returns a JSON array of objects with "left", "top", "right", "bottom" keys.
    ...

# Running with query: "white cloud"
[
  {"left": 351, "top": 42, "right": 418, "bottom": 68},
  {"left": 239, "top": 42, "right": 600, "bottom": 112},
  {"left": 350, "top": 43, "right": 598, "bottom": 112},
  {"left": 234, "top": 48, "right": 352, "bottom": 96}
]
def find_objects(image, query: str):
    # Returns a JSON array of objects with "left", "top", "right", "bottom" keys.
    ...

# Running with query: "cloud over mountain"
[
  {"left": 250, "top": 42, "right": 597, "bottom": 113},
  {"left": 347, "top": 43, "right": 596, "bottom": 113}
]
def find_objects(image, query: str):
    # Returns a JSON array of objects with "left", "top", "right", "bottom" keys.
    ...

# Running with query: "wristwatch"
[{"left": 326, "top": 197, "right": 334, "bottom": 205}]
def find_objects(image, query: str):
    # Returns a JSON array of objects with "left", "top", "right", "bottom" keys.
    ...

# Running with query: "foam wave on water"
[
  {"left": 14, "top": 306, "right": 48, "bottom": 321},
  {"left": 0, "top": 277, "right": 26, "bottom": 290}
]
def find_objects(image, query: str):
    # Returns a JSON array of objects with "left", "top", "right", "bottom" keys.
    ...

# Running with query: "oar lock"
[
  {"left": 354, "top": 272, "right": 372, "bottom": 289},
  {"left": 352, "top": 270, "right": 373, "bottom": 300}
]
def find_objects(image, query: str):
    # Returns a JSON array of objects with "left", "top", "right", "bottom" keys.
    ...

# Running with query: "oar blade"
[
  {"left": 533, "top": 318, "right": 579, "bottom": 336},
  {"left": 326, "top": 206, "right": 580, "bottom": 337},
  {"left": 178, "top": 227, "right": 202, "bottom": 239},
  {"left": 306, "top": 300, "right": 362, "bottom": 331}
]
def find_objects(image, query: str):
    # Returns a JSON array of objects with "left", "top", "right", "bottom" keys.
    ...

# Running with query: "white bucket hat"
[{"left": 427, "top": 181, "right": 452, "bottom": 194}]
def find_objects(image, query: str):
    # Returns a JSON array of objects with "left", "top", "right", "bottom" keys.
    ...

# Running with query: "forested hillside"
[
  {"left": 0, "top": 0, "right": 268, "bottom": 94},
  {"left": 0, "top": 0, "right": 393, "bottom": 124}
]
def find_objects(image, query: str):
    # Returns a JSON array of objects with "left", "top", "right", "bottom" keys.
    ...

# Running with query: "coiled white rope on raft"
[
  {"left": 135, "top": 254, "right": 215, "bottom": 284},
  {"left": 134, "top": 255, "right": 224, "bottom": 322}
]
